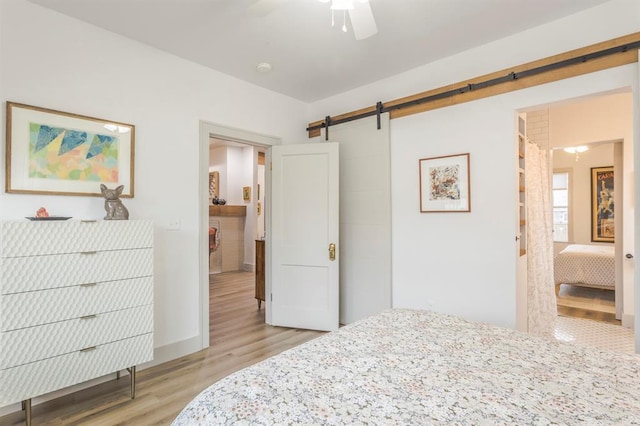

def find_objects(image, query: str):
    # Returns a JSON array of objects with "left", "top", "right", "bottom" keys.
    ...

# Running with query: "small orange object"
[{"left": 35, "top": 207, "right": 49, "bottom": 218}]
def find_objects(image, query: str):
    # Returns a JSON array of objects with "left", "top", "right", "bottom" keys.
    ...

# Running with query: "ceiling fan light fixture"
[
  {"left": 563, "top": 145, "right": 589, "bottom": 154},
  {"left": 331, "top": 0, "right": 354, "bottom": 11},
  {"left": 563, "top": 145, "right": 588, "bottom": 161},
  {"left": 320, "top": 0, "right": 377, "bottom": 40}
]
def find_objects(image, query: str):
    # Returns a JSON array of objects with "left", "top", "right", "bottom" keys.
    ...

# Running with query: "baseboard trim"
[
  {"left": 144, "top": 335, "right": 204, "bottom": 368},
  {"left": 0, "top": 335, "right": 205, "bottom": 417},
  {"left": 622, "top": 313, "right": 635, "bottom": 329}
]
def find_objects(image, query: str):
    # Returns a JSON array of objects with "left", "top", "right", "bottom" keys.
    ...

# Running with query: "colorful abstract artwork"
[
  {"left": 6, "top": 102, "right": 134, "bottom": 197},
  {"left": 28, "top": 123, "right": 119, "bottom": 182},
  {"left": 419, "top": 153, "right": 470, "bottom": 212},
  {"left": 429, "top": 164, "right": 460, "bottom": 201}
]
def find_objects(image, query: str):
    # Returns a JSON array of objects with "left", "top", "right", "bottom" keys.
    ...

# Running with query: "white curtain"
[{"left": 526, "top": 141, "right": 557, "bottom": 338}]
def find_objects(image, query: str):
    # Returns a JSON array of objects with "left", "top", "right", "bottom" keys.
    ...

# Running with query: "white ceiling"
[{"left": 26, "top": 0, "right": 612, "bottom": 102}]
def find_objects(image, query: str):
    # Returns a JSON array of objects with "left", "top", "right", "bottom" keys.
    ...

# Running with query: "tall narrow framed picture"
[
  {"left": 5, "top": 102, "right": 135, "bottom": 197},
  {"left": 591, "top": 165, "right": 614, "bottom": 243},
  {"left": 419, "top": 153, "right": 470, "bottom": 212}
]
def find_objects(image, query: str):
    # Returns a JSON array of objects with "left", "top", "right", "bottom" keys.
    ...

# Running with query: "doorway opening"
[
  {"left": 198, "top": 122, "right": 279, "bottom": 348},
  {"left": 208, "top": 137, "right": 266, "bottom": 336},
  {"left": 517, "top": 89, "right": 635, "bottom": 353},
  {"left": 208, "top": 138, "right": 266, "bottom": 277}
]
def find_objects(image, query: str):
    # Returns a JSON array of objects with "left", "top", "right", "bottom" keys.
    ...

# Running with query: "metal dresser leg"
[
  {"left": 127, "top": 366, "right": 137, "bottom": 399},
  {"left": 23, "top": 399, "right": 31, "bottom": 426}
]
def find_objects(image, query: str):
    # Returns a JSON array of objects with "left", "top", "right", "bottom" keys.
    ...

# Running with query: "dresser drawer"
[
  {"left": 1, "top": 277, "right": 153, "bottom": 331},
  {"left": 0, "top": 333, "right": 153, "bottom": 406},
  {"left": 0, "top": 248, "right": 153, "bottom": 294},
  {"left": 1, "top": 305, "right": 153, "bottom": 369},
  {"left": 1, "top": 220, "right": 152, "bottom": 257}
]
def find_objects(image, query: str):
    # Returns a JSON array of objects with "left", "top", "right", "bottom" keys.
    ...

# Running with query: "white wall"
[
  {"left": 225, "top": 146, "right": 245, "bottom": 205},
  {"left": 548, "top": 93, "right": 633, "bottom": 248},
  {"left": 308, "top": 0, "right": 640, "bottom": 329},
  {"left": 0, "top": 0, "right": 309, "bottom": 365},
  {"left": 553, "top": 144, "right": 615, "bottom": 246},
  {"left": 2, "top": 0, "right": 640, "bottom": 381}
]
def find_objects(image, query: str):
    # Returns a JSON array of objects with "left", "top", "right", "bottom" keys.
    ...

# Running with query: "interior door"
[{"left": 270, "top": 143, "right": 339, "bottom": 331}]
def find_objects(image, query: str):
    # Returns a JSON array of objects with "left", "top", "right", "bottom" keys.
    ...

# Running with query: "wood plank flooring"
[
  {"left": 0, "top": 271, "right": 324, "bottom": 425},
  {"left": 556, "top": 283, "right": 620, "bottom": 325},
  {"left": 0, "top": 273, "right": 624, "bottom": 424}
]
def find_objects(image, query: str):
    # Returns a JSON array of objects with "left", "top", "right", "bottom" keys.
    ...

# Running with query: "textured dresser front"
[{"left": 0, "top": 220, "right": 154, "bottom": 407}]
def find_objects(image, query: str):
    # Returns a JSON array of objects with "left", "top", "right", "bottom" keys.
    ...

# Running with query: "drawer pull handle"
[
  {"left": 80, "top": 283, "right": 97, "bottom": 288},
  {"left": 80, "top": 314, "right": 97, "bottom": 320},
  {"left": 81, "top": 251, "right": 97, "bottom": 255},
  {"left": 81, "top": 220, "right": 97, "bottom": 223},
  {"left": 80, "top": 346, "right": 97, "bottom": 353}
]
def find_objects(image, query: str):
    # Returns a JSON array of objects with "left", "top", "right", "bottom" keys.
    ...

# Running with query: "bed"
[
  {"left": 554, "top": 244, "right": 615, "bottom": 295},
  {"left": 173, "top": 309, "right": 640, "bottom": 425}
]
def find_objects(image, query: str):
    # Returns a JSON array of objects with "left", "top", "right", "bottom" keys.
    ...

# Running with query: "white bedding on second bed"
[{"left": 554, "top": 244, "right": 615, "bottom": 290}]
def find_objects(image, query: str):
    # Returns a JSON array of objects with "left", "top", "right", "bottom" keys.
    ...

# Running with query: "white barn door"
[{"left": 328, "top": 115, "right": 392, "bottom": 324}]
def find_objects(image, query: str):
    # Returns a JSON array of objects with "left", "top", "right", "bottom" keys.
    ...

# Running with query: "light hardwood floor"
[
  {"left": 0, "top": 271, "right": 324, "bottom": 425},
  {"left": 556, "top": 283, "right": 620, "bottom": 325}
]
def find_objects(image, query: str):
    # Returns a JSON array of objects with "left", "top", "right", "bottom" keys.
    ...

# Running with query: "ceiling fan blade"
[
  {"left": 348, "top": 1, "right": 377, "bottom": 40},
  {"left": 248, "top": 0, "right": 289, "bottom": 17}
]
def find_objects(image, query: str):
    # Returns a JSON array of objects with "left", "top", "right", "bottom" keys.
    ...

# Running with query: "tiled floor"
[
  {"left": 553, "top": 284, "right": 635, "bottom": 354},
  {"left": 555, "top": 315, "right": 635, "bottom": 354}
]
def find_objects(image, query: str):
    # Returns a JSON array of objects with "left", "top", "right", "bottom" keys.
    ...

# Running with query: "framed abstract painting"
[
  {"left": 5, "top": 102, "right": 135, "bottom": 197},
  {"left": 419, "top": 153, "right": 470, "bottom": 212}
]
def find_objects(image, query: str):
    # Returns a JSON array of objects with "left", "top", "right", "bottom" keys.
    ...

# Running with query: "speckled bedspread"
[
  {"left": 554, "top": 244, "right": 615, "bottom": 289},
  {"left": 173, "top": 309, "right": 640, "bottom": 425}
]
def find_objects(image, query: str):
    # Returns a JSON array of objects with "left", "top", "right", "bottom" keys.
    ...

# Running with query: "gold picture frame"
[
  {"left": 6, "top": 101, "right": 135, "bottom": 197},
  {"left": 209, "top": 171, "right": 219, "bottom": 199},
  {"left": 591, "top": 166, "right": 614, "bottom": 243}
]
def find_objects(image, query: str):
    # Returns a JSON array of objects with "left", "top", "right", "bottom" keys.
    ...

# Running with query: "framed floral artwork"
[{"left": 419, "top": 153, "right": 470, "bottom": 212}]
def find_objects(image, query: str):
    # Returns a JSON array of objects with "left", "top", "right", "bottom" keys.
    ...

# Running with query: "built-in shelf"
[
  {"left": 209, "top": 205, "right": 247, "bottom": 217},
  {"left": 517, "top": 115, "right": 526, "bottom": 258}
]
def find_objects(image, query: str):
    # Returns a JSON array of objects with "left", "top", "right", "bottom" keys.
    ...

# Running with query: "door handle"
[
  {"left": 329, "top": 243, "right": 336, "bottom": 261},
  {"left": 626, "top": 253, "right": 634, "bottom": 259}
]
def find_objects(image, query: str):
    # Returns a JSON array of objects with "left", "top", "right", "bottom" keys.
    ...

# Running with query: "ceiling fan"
[{"left": 248, "top": 0, "right": 378, "bottom": 40}]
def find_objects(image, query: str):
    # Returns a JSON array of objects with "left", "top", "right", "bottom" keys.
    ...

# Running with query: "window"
[{"left": 552, "top": 171, "right": 570, "bottom": 242}]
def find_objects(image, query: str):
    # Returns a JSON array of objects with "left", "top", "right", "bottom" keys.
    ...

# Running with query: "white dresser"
[{"left": 0, "top": 220, "right": 154, "bottom": 424}]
